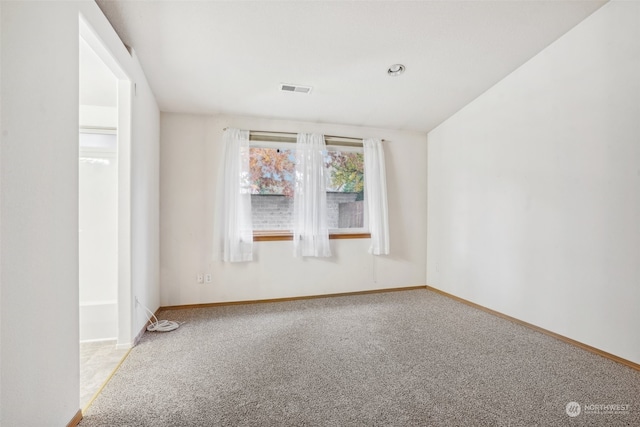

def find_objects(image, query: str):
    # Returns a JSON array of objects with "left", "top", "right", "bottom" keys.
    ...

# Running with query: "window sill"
[{"left": 253, "top": 231, "right": 371, "bottom": 242}]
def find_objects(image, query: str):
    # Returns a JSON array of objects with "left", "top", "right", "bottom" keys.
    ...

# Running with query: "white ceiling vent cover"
[{"left": 280, "top": 83, "right": 312, "bottom": 94}]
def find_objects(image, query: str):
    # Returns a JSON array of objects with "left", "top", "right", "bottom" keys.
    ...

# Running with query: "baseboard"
[
  {"left": 160, "top": 285, "right": 428, "bottom": 311},
  {"left": 425, "top": 285, "right": 640, "bottom": 372},
  {"left": 66, "top": 409, "right": 83, "bottom": 427}
]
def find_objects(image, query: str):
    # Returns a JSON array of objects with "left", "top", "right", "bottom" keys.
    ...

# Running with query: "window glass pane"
[
  {"left": 250, "top": 147, "right": 295, "bottom": 230},
  {"left": 249, "top": 146, "right": 366, "bottom": 231},
  {"left": 325, "top": 151, "right": 365, "bottom": 229}
]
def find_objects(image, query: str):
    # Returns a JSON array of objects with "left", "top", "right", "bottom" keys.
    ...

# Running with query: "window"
[{"left": 249, "top": 142, "right": 369, "bottom": 240}]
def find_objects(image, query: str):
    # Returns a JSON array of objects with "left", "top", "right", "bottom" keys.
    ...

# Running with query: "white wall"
[
  {"left": 160, "top": 114, "right": 427, "bottom": 306},
  {"left": 427, "top": 0, "right": 640, "bottom": 364},
  {"left": 80, "top": 105, "right": 117, "bottom": 129},
  {"left": 0, "top": 1, "right": 159, "bottom": 424},
  {"left": 130, "top": 76, "right": 161, "bottom": 342},
  {"left": 1, "top": 3, "right": 80, "bottom": 424}
]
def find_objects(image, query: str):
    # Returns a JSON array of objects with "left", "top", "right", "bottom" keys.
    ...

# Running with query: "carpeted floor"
[{"left": 80, "top": 289, "right": 639, "bottom": 426}]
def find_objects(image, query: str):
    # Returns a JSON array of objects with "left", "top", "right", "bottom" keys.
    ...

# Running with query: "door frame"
[{"left": 80, "top": 15, "right": 133, "bottom": 349}]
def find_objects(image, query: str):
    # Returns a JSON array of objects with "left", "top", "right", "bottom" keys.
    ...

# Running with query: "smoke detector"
[{"left": 280, "top": 83, "right": 312, "bottom": 94}]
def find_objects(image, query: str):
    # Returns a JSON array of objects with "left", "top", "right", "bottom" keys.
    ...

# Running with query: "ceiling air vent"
[{"left": 280, "top": 83, "right": 312, "bottom": 94}]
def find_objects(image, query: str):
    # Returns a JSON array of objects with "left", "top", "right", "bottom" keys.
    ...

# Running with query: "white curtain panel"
[
  {"left": 363, "top": 138, "right": 390, "bottom": 255},
  {"left": 222, "top": 128, "right": 254, "bottom": 262},
  {"left": 293, "top": 133, "right": 332, "bottom": 257}
]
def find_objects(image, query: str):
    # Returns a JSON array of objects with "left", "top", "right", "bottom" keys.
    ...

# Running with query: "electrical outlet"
[
  {"left": 197, "top": 274, "right": 204, "bottom": 284},
  {"left": 205, "top": 273, "right": 212, "bottom": 283}
]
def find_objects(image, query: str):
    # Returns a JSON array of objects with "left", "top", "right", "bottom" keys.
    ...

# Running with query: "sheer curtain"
[
  {"left": 293, "top": 133, "right": 332, "bottom": 257},
  {"left": 222, "top": 128, "right": 253, "bottom": 262},
  {"left": 363, "top": 138, "right": 390, "bottom": 255}
]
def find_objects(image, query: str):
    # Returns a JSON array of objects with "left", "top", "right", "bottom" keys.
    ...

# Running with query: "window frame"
[{"left": 249, "top": 140, "right": 370, "bottom": 241}]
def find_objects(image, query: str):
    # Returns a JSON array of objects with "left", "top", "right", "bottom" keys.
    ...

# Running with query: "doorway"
[
  {"left": 78, "top": 130, "right": 127, "bottom": 407},
  {"left": 79, "top": 16, "right": 132, "bottom": 409}
]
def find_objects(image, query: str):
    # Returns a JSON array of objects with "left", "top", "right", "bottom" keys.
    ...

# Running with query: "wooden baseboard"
[
  {"left": 160, "top": 285, "right": 427, "bottom": 311},
  {"left": 425, "top": 285, "right": 640, "bottom": 372},
  {"left": 67, "top": 409, "right": 83, "bottom": 427}
]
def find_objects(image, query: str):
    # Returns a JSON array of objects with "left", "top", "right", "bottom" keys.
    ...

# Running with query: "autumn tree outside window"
[{"left": 249, "top": 142, "right": 368, "bottom": 239}]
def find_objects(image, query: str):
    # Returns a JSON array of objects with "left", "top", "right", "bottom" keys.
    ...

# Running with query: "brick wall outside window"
[{"left": 251, "top": 192, "right": 362, "bottom": 230}]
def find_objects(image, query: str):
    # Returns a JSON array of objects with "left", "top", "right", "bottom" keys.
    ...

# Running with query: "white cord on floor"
[{"left": 137, "top": 299, "right": 181, "bottom": 332}]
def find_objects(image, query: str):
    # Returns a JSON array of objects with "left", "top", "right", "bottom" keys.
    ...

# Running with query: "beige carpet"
[{"left": 80, "top": 289, "right": 639, "bottom": 426}]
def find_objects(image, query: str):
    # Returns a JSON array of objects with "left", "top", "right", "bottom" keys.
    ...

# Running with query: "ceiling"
[{"left": 96, "top": 0, "right": 607, "bottom": 133}]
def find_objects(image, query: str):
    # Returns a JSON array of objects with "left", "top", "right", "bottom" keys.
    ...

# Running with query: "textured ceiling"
[{"left": 97, "top": 0, "right": 607, "bottom": 133}]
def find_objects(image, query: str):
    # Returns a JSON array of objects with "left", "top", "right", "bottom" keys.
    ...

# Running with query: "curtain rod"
[{"left": 222, "top": 128, "right": 382, "bottom": 147}]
